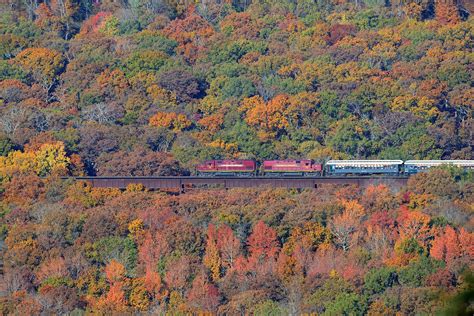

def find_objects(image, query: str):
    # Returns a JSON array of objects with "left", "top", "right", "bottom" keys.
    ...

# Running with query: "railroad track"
[{"left": 64, "top": 176, "right": 410, "bottom": 190}]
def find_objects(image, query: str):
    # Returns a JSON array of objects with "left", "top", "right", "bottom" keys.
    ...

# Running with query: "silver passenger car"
[
  {"left": 404, "top": 160, "right": 474, "bottom": 174},
  {"left": 326, "top": 160, "right": 404, "bottom": 175}
]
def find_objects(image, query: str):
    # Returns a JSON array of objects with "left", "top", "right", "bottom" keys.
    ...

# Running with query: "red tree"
[
  {"left": 430, "top": 226, "right": 468, "bottom": 266},
  {"left": 459, "top": 228, "right": 474, "bottom": 258},
  {"left": 247, "top": 221, "right": 280, "bottom": 262},
  {"left": 187, "top": 272, "right": 220, "bottom": 313},
  {"left": 97, "top": 260, "right": 128, "bottom": 312},
  {"left": 164, "top": 256, "right": 191, "bottom": 291},
  {"left": 138, "top": 231, "right": 169, "bottom": 271}
]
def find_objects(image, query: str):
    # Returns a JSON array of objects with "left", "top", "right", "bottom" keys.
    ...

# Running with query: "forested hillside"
[
  {"left": 0, "top": 0, "right": 473, "bottom": 175},
  {"left": 0, "top": 0, "right": 473, "bottom": 314},
  {"left": 0, "top": 168, "right": 473, "bottom": 314}
]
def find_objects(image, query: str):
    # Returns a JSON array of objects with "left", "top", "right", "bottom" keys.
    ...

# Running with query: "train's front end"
[
  {"left": 196, "top": 160, "right": 256, "bottom": 177},
  {"left": 196, "top": 160, "right": 216, "bottom": 176}
]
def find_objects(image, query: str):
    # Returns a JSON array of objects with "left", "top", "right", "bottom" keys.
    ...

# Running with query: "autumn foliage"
[
  {"left": 149, "top": 112, "right": 192, "bottom": 131},
  {"left": 1, "top": 165, "right": 473, "bottom": 314},
  {"left": 0, "top": 0, "right": 472, "bottom": 314}
]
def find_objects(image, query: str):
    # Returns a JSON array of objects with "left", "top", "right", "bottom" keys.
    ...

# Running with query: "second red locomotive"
[{"left": 263, "top": 159, "right": 322, "bottom": 176}]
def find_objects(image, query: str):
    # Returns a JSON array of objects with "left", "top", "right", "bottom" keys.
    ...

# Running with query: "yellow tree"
[
  {"left": 128, "top": 219, "right": 145, "bottom": 243},
  {"left": 0, "top": 141, "right": 69, "bottom": 178},
  {"left": 278, "top": 222, "right": 331, "bottom": 280},
  {"left": 330, "top": 200, "right": 365, "bottom": 252},
  {"left": 284, "top": 222, "right": 331, "bottom": 255},
  {"left": 129, "top": 279, "right": 150, "bottom": 311},
  {"left": 149, "top": 112, "right": 192, "bottom": 132},
  {"left": 146, "top": 85, "right": 178, "bottom": 109},
  {"left": 0, "top": 150, "right": 36, "bottom": 178},
  {"left": 403, "top": 2, "right": 423, "bottom": 20},
  {"left": 34, "top": 142, "right": 70, "bottom": 176},
  {"left": 14, "top": 47, "right": 66, "bottom": 92},
  {"left": 391, "top": 95, "right": 439, "bottom": 120},
  {"left": 203, "top": 224, "right": 221, "bottom": 281},
  {"left": 240, "top": 94, "right": 291, "bottom": 140}
]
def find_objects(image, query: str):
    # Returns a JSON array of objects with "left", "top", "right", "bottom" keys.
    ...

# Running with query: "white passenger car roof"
[
  {"left": 326, "top": 160, "right": 403, "bottom": 166},
  {"left": 404, "top": 160, "right": 474, "bottom": 167}
]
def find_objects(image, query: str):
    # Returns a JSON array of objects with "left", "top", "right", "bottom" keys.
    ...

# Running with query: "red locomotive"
[
  {"left": 263, "top": 159, "right": 322, "bottom": 176},
  {"left": 196, "top": 159, "right": 322, "bottom": 177},
  {"left": 196, "top": 159, "right": 256, "bottom": 176}
]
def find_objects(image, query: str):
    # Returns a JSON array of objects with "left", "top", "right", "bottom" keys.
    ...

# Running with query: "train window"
[{"left": 296, "top": 160, "right": 301, "bottom": 163}]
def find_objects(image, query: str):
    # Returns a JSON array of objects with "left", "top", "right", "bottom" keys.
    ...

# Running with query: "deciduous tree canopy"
[{"left": 0, "top": 0, "right": 473, "bottom": 314}]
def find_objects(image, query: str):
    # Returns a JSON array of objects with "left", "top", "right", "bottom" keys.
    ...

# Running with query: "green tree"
[
  {"left": 122, "top": 50, "right": 170, "bottom": 77},
  {"left": 398, "top": 257, "right": 444, "bottom": 287},
  {"left": 441, "top": 270, "right": 474, "bottom": 316},
  {"left": 308, "top": 277, "right": 354, "bottom": 314},
  {"left": 87, "top": 237, "right": 138, "bottom": 274},
  {"left": 253, "top": 300, "right": 287, "bottom": 316},
  {"left": 0, "top": 136, "right": 15, "bottom": 156},
  {"left": 324, "top": 292, "right": 368, "bottom": 316},
  {"left": 364, "top": 267, "right": 398, "bottom": 295}
]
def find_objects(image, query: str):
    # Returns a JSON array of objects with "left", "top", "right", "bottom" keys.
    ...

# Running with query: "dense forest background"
[
  {"left": 0, "top": 0, "right": 473, "bottom": 175},
  {"left": 0, "top": 0, "right": 473, "bottom": 314}
]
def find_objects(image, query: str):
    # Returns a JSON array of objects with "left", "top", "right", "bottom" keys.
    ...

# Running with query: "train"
[{"left": 195, "top": 159, "right": 474, "bottom": 177}]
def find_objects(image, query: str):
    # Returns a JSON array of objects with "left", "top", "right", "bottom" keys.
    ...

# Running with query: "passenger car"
[
  {"left": 326, "top": 160, "right": 404, "bottom": 175},
  {"left": 404, "top": 160, "right": 474, "bottom": 174}
]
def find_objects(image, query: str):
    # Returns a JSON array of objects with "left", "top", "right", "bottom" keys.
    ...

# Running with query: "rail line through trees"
[{"left": 67, "top": 176, "right": 410, "bottom": 190}]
